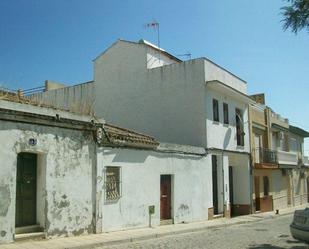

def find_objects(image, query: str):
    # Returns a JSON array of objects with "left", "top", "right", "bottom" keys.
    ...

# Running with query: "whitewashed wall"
[
  {"left": 229, "top": 153, "right": 251, "bottom": 206},
  {"left": 98, "top": 146, "right": 212, "bottom": 232},
  {"left": 204, "top": 60, "right": 247, "bottom": 94},
  {"left": 94, "top": 41, "right": 207, "bottom": 147},
  {"left": 205, "top": 88, "right": 250, "bottom": 153},
  {"left": 0, "top": 120, "right": 95, "bottom": 243},
  {"left": 146, "top": 47, "right": 177, "bottom": 69}
]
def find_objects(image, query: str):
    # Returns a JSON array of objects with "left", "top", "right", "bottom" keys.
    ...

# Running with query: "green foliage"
[{"left": 281, "top": 0, "right": 309, "bottom": 33}]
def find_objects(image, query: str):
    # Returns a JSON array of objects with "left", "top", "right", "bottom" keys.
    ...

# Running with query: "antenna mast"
[{"left": 145, "top": 21, "right": 160, "bottom": 62}]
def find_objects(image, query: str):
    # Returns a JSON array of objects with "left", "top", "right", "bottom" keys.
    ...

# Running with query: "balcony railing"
[
  {"left": 254, "top": 147, "right": 278, "bottom": 164},
  {"left": 277, "top": 150, "right": 298, "bottom": 166},
  {"left": 299, "top": 156, "right": 309, "bottom": 166}
]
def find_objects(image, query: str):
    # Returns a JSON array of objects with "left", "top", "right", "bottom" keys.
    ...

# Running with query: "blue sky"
[{"left": 0, "top": 0, "right": 308, "bottom": 153}]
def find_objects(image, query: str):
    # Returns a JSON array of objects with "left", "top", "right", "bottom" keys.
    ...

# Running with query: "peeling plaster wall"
[
  {"left": 28, "top": 81, "right": 95, "bottom": 115},
  {"left": 98, "top": 147, "right": 212, "bottom": 232},
  {"left": 0, "top": 120, "right": 96, "bottom": 244}
]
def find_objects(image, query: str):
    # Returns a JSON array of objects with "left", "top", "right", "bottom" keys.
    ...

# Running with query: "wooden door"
[
  {"left": 254, "top": 176, "right": 260, "bottom": 211},
  {"left": 287, "top": 174, "right": 292, "bottom": 206},
  {"left": 212, "top": 155, "right": 219, "bottom": 215},
  {"left": 16, "top": 153, "right": 37, "bottom": 227},
  {"left": 160, "top": 175, "right": 171, "bottom": 220},
  {"left": 307, "top": 177, "right": 309, "bottom": 203}
]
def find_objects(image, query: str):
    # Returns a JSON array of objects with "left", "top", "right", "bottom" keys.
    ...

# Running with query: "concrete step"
[
  {"left": 15, "top": 224, "right": 44, "bottom": 234},
  {"left": 160, "top": 219, "right": 173, "bottom": 226},
  {"left": 15, "top": 232, "right": 45, "bottom": 242},
  {"left": 213, "top": 214, "right": 224, "bottom": 219}
]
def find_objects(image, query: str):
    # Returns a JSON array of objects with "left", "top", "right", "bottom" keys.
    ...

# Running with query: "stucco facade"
[
  {"left": 98, "top": 145, "right": 212, "bottom": 232},
  {"left": 0, "top": 98, "right": 213, "bottom": 244}
]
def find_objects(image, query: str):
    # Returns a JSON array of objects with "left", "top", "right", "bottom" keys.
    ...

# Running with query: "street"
[{"left": 99, "top": 214, "right": 309, "bottom": 249}]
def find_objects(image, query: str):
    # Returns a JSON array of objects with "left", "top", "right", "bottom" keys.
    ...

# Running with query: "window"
[
  {"left": 223, "top": 103, "right": 229, "bottom": 124},
  {"left": 235, "top": 108, "right": 244, "bottom": 146},
  {"left": 105, "top": 166, "right": 121, "bottom": 201},
  {"left": 213, "top": 99, "right": 219, "bottom": 122},
  {"left": 263, "top": 176, "right": 269, "bottom": 196}
]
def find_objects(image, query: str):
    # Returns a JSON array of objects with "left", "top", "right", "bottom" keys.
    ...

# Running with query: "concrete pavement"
[{"left": 0, "top": 204, "right": 307, "bottom": 249}]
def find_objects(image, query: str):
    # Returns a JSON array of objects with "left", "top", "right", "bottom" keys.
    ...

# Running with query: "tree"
[{"left": 281, "top": 0, "right": 309, "bottom": 34}]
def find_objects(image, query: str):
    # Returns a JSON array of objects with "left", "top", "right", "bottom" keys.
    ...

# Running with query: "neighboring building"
[
  {"left": 288, "top": 125, "right": 309, "bottom": 206},
  {"left": 249, "top": 94, "right": 309, "bottom": 213},
  {"left": 0, "top": 96, "right": 213, "bottom": 244}
]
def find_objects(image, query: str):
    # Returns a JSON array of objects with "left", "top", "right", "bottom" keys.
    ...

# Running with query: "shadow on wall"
[
  {"left": 223, "top": 128, "right": 232, "bottom": 150},
  {"left": 105, "top": 148, "right": 206, "bottom": 164},
  {"left": 103, "top": 149, "right": 149, "bottom": 164}
]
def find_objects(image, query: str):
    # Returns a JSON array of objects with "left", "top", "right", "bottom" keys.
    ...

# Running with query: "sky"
[{"left": 0, "top": 0, "right": 308, "bottom": 154}]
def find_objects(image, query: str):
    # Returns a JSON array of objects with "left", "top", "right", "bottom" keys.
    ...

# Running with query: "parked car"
[{"left": 290, "top": 207, "right": 309, "bottom": 242}]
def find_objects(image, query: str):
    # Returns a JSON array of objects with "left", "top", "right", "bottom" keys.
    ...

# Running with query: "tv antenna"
[
  {"left": 177, "top": 52, "right": 192, "bottom": 60},
  {"left": 145, "top": 20, "right": 160, "bottom": 61},
  {"left": 145, "top": 21, "right": 160, "bottom": 49}
]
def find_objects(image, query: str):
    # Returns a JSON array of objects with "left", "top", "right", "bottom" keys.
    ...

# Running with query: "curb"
[{"left": 66, "top": 210, "right": 296, "bottom": 249}]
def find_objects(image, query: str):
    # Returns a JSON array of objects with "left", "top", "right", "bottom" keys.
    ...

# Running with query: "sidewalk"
[{"left": 1, "top": 204, "right": 307, "bottom": 249}]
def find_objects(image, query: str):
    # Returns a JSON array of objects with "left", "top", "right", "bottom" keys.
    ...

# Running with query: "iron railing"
[{"left": 255, "top": 147, "right": 278, "bottom": 164}]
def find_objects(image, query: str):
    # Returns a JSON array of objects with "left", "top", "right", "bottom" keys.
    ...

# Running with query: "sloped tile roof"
[{"left": 103, "top": 123, "right": 159, "bottom": 149}]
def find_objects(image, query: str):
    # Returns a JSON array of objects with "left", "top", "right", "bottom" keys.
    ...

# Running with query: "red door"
[{"left": 160, "top": 175, "right": 171, "bottom": 220}]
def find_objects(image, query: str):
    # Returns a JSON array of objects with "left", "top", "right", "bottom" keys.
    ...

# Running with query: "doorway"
[
  {"left": 287, "top": 174, "right": 292, "bottom": 206},
  {"left": 16, "top": 153, "right": 37, "bottom": 227},
  {"left": 307, "top": 177, "right": 309, "bottom": 203},
  {"left": 212, "top": 155, "right": 224, "bottom": 215},
  {"left": 229, "top": 166, "right": 234, "bottom": 216},
  {"left": 254, "top": 176, "right": 260, "bottom": 212},
  {"left": 160, "top": 175, "right": 172, "bottom": 221}
]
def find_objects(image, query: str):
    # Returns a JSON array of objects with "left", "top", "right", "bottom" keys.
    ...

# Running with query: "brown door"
[
  {"left": 254, "top": 176, "right": 260, "bottom": 211},
  {"left": 16, "top": 153, "right": 37, "bottom": 227},
  {"left": 160, "top": 175, "right": 171, "bottom": 220}
]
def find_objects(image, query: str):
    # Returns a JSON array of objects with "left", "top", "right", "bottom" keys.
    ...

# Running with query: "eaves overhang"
[
  {"left": 206, "top": 80, "right": 255, "bottom": 104},
  {"left": 289, "top": 125, "right": 309, "bottom": 138},
  {"left": 272, "top": 123, "right": 289, "bottom": 132}
]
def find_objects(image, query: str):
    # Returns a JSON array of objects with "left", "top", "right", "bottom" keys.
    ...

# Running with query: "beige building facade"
[{"left": 249, "top": 94, "right": 309, "bottom": 213}]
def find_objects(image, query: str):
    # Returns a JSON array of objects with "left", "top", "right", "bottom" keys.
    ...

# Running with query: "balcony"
[
  {"left": 277, "top": 150, "right": 298, "bottom": 166},
  {"left": 254, "top": 147, "right": 278, "bottom": 166},
  {"left": 299, "top": 156, "right": 309, "bottom": 167}
]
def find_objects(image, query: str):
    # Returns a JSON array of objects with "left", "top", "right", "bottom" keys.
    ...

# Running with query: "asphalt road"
[{"left": 97, "top": 214, "right": 309, "bottom": 249}]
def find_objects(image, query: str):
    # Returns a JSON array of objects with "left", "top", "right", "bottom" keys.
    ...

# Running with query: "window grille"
[{"left": 105, "top": 166, "right": 122, "bottom": 201}]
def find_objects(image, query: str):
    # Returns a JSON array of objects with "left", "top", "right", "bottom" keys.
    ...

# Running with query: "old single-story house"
[{"left": 0, "top": 96, "right": 212, "bottom": 244}]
